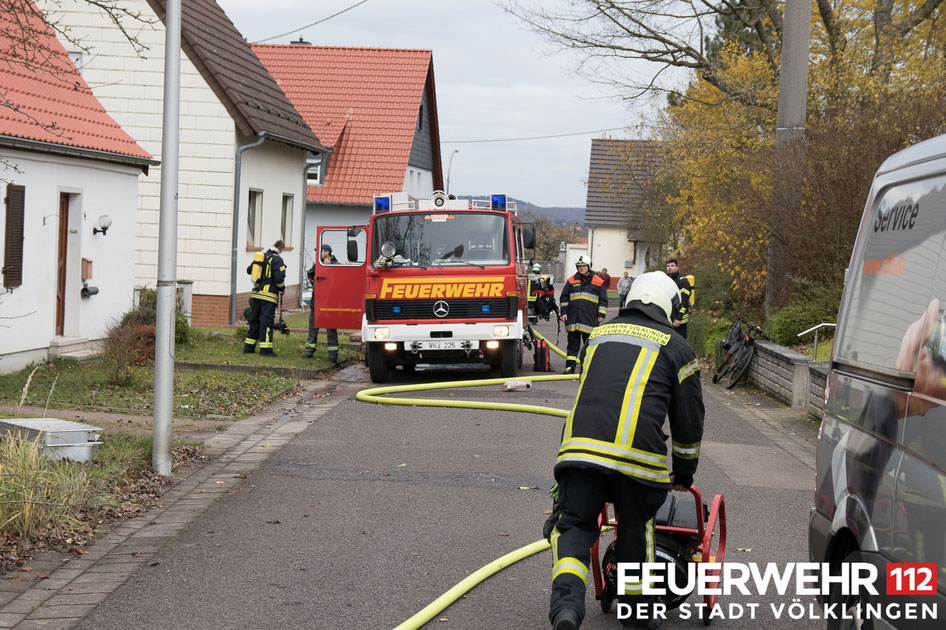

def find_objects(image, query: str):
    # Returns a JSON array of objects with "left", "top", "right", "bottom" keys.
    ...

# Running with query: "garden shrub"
[
  {"left": 121, "top": 288, "right": 189, "bottom": 345},
  {"left": 767, "top": 299, "right": 839, "bottom": 346}
]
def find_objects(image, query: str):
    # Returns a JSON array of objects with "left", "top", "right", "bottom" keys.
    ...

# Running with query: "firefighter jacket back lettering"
[{"left": 555, "top": 309, "right": 704, "bottom": 489}]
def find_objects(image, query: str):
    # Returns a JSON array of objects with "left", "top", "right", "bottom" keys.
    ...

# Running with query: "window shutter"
[{"left": 3, "top": 184, "right": 24, "bottom": 288}]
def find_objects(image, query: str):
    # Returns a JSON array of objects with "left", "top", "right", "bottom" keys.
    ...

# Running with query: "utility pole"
[
  {"left": 153, "top": 0, "right": 181, "bottom": 476},
  {"left": 765, "top": 0, "right": 811, "bottom": 317}
]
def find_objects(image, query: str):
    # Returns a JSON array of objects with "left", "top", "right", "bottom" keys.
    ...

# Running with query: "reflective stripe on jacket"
[
  {"left": 247, "top": 250, "right": 286, "bottom": 304},
  {"left": 554, "top": 308, "right": 705, "bottom": 488},
  {"left": 559, "top": 272, "right": 608, "bottom": 333}
]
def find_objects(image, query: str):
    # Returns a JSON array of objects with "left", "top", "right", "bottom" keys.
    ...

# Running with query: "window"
[
  {"left": 306, "top": 151, "right": 322, "bottom": 186},
  {"left": 68, "top": 51, "right": 83, "bottom": 76},
  {"left": 281, "top": 194, "right": 293, "bottom": 245},
  {"left": 835, "top": 175, "right": 946, "bottom": 372},
  {"left": 246, "top": 189, "right": 262, "bottom": 248},
  {"left": 417, "top": 104, "right": 423, "bottom": 131},
  {"left": 3, "top": 184, "right": 24, "bottom": 288}
]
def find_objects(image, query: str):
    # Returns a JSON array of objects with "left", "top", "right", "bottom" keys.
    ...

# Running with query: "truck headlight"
[
  {"left": 380, "top": 242, "right": 396, "bottom": 258},
  {"left": 373, "top": 327, "right": 390, "bottom": 340},
  {"left": 493, "top": 325, "right": 510, "bottom": 337}
]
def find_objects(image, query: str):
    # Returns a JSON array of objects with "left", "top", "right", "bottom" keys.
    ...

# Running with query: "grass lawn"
[
  {"left": 177, "top": 324, "right": 361, "bottom": 369},
  {"left": 0, "top": 360, "right": 295, "bottom": 420}
]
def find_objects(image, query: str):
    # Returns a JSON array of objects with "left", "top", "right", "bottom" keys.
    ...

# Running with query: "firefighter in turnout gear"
[
  {"left": 244, "top": 240, "right": 287, "bottom": 356},
  {"left": 665, "top": 258, "right": 692, "bottom": 339},
  {"left": 559, "top": 255, "right": 608, "bottom": 373},
  {"left": 548, "top": 271, "right": 704, "bottom": 630},
  {"left": 304, "top": 244, "right": 339, "bottom": 362}
]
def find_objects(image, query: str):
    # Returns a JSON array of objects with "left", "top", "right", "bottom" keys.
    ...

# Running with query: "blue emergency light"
[
  {"left": 481, "top": 305, "right": 491, "bottom": 312},
  {"left": 490, "top": 194, "right": 507, "bottom": 210},
  {"left": 392, "top": 306, "right": 402, "bottom": 313},
  {"left": 374, "top": 195, "right": 392, "bottom": 213}
]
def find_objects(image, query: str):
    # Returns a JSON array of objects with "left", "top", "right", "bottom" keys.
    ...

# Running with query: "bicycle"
[{"left": 711, "top": 315, "right": 768, "bottom": 389}]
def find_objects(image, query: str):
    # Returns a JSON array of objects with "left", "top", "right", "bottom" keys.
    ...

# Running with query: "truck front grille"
[{"left": 371, "top": 298, "right": 512, "bottom": 320}]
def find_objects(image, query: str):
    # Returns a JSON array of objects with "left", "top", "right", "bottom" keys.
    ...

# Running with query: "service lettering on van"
[
  {"left": 862, "top": 252, "right": 905, "bottom": 276},
  {"left": 873, "top": 202, "right": 919, "bottom": 232}
]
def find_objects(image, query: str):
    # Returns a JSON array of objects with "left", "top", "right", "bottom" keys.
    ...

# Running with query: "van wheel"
[
  {"left": 366, "top": 343, "right": 390, "bottom": 383},
  {"left": 500, "top": 340, "right": 519, "bottom": 378},
  {"left": 827, "top": 550, "right": 873, "bottom": 630}
]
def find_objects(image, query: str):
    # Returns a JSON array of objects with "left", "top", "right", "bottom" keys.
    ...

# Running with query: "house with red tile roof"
[
  {"left": 252, "top": 43, "right": 443, "bottom": 275},
  {"left": 41, "top": 0, "right": 327, "bottom": 325},
  {"left": 0, "top": 0, "right": 154, "bottom": 373}
]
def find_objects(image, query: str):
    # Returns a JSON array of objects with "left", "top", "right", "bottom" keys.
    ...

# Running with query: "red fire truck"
[{"left": 310, "top": 191, "right": 535, "bottom": 383}]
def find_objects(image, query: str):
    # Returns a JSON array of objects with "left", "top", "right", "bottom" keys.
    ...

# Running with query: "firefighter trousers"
[
  {"left": 564, "top": 330, "right": 590, "bottom": 372},
  {"left": 549, "top": 468, "right": 667, "bottom": 627},
  {"left": 305, "top": 305, "right": 338, "bottom": 356},
  {"left": 244, "top": 297, "right": 276, "bottom": 355}
]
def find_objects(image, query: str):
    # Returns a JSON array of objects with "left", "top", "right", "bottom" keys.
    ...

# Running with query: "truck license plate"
[{"left": 416, "top": 340, "right": 476, "bottom": 350}]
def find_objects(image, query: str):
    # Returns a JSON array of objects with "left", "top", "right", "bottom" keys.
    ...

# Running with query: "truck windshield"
[{"left": 372, "top": 212, "right": 510, "bottom": 268}]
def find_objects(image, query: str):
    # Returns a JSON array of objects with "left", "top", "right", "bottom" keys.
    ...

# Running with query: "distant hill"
[{"left": 455, "top": 195, "right": 584, "bottom": 225}]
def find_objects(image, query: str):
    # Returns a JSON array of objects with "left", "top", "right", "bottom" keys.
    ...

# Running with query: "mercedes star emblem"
[{"left": 433, "top": 300, "right": 450, "bottom": 318}]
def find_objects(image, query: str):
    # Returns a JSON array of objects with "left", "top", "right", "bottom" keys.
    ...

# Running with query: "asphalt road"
[{"left": 74, "top": 313, "right": 824, "bottom": 630}]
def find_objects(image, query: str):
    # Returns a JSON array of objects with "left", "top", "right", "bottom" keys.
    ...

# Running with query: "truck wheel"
[
  {"left": 500, "top": 340, "right": 519, "bottom": 378},
  {"left": 366, "top": 343, "right": 390, "bottom": 383}
]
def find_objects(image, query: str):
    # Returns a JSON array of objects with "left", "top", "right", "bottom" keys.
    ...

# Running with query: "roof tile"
[
  {"left": 0, "top": 1, "right": 150, "bottom": 160},
  {"left": 253, "top": 45, "right": 434, "bottom": 205},
  {"left": 585, "top": 138, "right": 662, "bottom": 238},
  {"left": 147, "top": 0, "right": 321, "bottom": 151}
]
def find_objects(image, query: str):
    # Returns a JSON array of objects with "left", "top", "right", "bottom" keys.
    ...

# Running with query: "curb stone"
[{"left": 0, "top": 379, "right": 357, "bottom": 629}]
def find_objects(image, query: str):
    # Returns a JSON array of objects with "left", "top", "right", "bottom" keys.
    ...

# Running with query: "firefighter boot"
[
  {"left": 328, "top": 350, "right": 338, "bottom": 364},
  {"left": 551, "top": 608, "right": 580, "bottom": 630},
  {"left": 260, "top": 348, "right": 277, "bottom": 357},
  {"left": 243, "top": 343, "right": 256, "bottom": 354},
  {"left": 303, "top": 347, "right": 314, "bottom": 358}
]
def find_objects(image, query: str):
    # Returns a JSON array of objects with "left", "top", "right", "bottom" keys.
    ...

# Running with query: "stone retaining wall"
[{"left": 748, "top": 341, "right": 811, "bottom": 407}]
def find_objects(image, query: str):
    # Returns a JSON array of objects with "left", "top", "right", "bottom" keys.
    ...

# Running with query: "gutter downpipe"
[{"left": 229, "top": 131, "right": 268, "bottom": 326}]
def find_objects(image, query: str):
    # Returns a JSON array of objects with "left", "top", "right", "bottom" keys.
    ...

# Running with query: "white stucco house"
[
  {"left": 40, "top": 0, "right": 326, "bottom": 325},
  {"left": 584, "top": 138, "right": 664, "bottom": 285},
  {"left": 0, "top": 3, "right": 154, "bottom": 374}
]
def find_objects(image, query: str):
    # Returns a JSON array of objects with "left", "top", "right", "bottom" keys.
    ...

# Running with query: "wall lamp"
[{"left": 92, "top": 214, "right": 112, "bottom": 235}]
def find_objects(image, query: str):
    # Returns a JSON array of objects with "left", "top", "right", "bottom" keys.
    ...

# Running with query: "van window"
[{"left": 835, "top": 176, "right": 946, "bottom": 372}]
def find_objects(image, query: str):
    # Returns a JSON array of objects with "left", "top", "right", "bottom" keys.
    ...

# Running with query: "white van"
[{"left": 810, "top": 134, "right": 946, "bottom": 629}]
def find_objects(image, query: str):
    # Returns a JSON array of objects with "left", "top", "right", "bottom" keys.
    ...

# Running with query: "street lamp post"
[{"left": 446, "top": 148, "right": 459, "bottom": 194}]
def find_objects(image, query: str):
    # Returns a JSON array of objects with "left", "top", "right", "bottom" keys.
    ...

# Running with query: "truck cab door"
[{"left": 312, "top": 226, "right": 367, "bottom": 329}]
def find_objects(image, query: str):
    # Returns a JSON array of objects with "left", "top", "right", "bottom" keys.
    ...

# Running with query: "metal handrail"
[{"left": 797, "top": 322, "right": 836, "bottom": 360}]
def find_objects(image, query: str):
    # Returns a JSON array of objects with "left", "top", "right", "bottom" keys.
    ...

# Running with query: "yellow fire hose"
[{"left": 356, "top": 334, "right": 588, "bottom": 629}]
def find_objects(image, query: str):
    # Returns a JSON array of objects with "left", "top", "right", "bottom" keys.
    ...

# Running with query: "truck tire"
[
  {"left": 500, "top": 340, "right": 519, "bottom": 378},
  {"left": 366, "top": 343, "right": 390, "bottom": 383}
]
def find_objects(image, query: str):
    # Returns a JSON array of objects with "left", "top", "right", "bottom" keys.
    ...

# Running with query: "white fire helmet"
[
  {"left": 624, "top": 271, "right": 681, "bottom": 325},
  {"left": 575, "top": 255, "right": 591, "bottom": 268},
  {"left": 532, "top": 263, "right": 542, "bottom": 274}
]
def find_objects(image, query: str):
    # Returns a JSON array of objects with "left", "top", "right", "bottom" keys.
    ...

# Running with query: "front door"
[
  {"left": 55, "top": 193, "right": 69, "bottom": 336},
  {"left": 312, "top": 226, "right": 367, "bottom": 329}
]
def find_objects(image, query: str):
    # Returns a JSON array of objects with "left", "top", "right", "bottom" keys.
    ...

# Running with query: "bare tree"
[{"left": 501, "top": 0, "right": 945, "bottom": 108}]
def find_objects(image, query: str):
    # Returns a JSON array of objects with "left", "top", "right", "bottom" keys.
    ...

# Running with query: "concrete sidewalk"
[{"left": 0, "top": 376, "right": 358, "bottom": 630}]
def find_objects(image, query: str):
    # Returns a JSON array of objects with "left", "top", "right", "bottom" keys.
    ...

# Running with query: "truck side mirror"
[
  {"left": 347, "top": 240, "right": 359, "bottom": 263},
  {"left": 522, "top": 224, "right": 536, "bottom": 250}
]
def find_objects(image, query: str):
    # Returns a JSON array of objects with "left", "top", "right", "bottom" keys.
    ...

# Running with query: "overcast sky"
[{"left": 218, "top": 0, "right": 663, "bottom": 208}]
